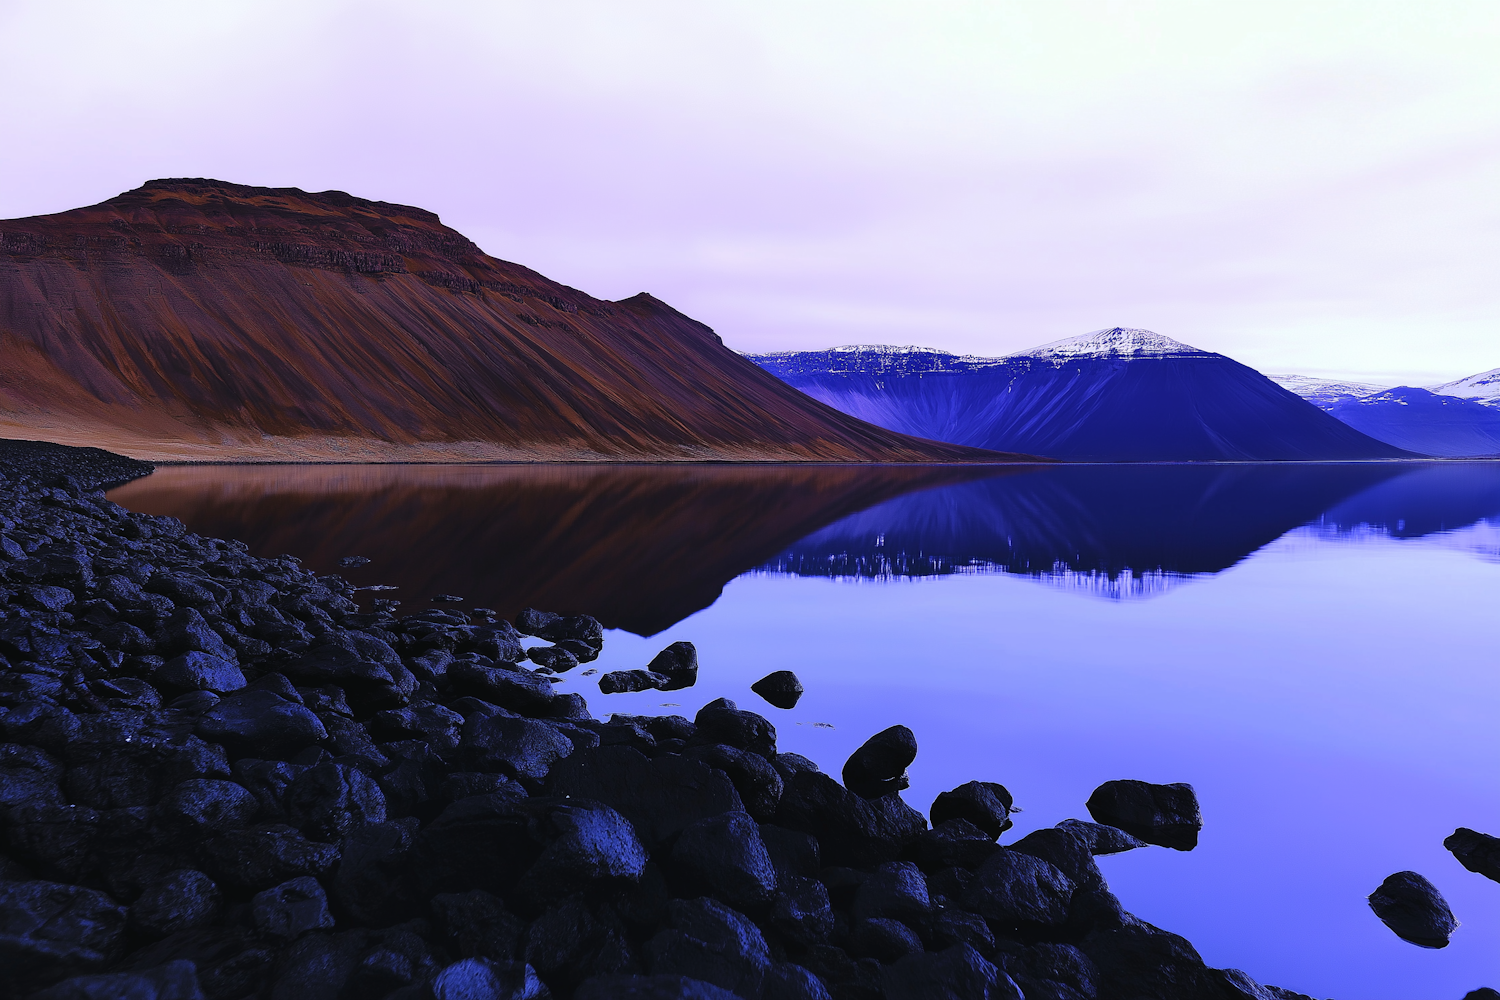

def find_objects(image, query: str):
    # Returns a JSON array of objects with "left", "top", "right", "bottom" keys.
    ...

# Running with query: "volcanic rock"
[
  {"left": 1444, "top": 827, "right": 1500, "bottom": 883},
  {"left": 749, "top": 670, "right": 803, "bottom": 710},
  {"left": 1086, "top": 779, "right": 1202, "bottom": 851},
  {"left": 930, "top": 780, "right": 1013, "bottom": 839},
  {"left": 670, "top": 811, "right": 777, "bottom": 911},
  {"left": 1367, "top": 871, "right": 1458, "bottom": 948},
  {"left": 842, "top": 725, "right": 917, "bottom": 800},
  {"left": 600, "top": 669, "right": 671, "bottom": 694},
  {"left": 648, "top": 642, "right": 699, "bottom": 692}
]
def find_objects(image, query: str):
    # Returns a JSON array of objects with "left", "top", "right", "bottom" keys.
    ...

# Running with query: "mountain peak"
[{"left": 1015, "top": 327, "right": 1208, "bottom": 360}]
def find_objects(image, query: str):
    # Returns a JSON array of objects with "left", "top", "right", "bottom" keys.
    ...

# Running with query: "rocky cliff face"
[{"left": 0, "top": 179, "right": 1015, "bottom": 463}]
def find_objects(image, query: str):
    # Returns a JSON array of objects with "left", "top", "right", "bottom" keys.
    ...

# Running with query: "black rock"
[
  {"left": 1445, "top": 827, "right": 1500, "bottom": 883},
  {"left": 0, "top": 879, "right": 127, "bottom": 993},
  {"left": 527, "top": 645, "right": 580, "bottom": 672},
  {"left": 157, "top": 651, "right": 246, "bottom": 694},
  {"left": 851, "top": 862, "right": 931, "bottom": 928},
  {"left": 842, "top": 726, "right": 917, "bottom": 800},
  {"left": 848, "top": 917, "right": 923, "bottom": 962},
  {"left": 1085, "top": 779, "right": 1202, "bottom": 851},
  {"left": 196, "top": 823, "right": 340, "bottom": 892},
  {"left": 450, "top": 661, "right": 556, "bottom": 716},
  {"left": 962, "top": 849, "right": 1075, "bottom": 931},
  {"left": 252, "top": 876, "right": 336, "bottom": 940},
  {"left": 196, "top": 689, "right": 328, "bottom": 760},
  {"left": 645, "top": 897, "right": 771, "bottom": 998},
  {"left": 1079, "top": 921, "right": 1224, "bottom": 998},
  {"left": 156, "top": 778, "right": 259, "bottom": 835},
  {"left": 771, "top": 875, "right": 835, "bottom": 947},
  {"left": 525, "top": 898, "right": 637, "bottom": 992},
  {"left": 930, "top": 781, "right": 1013, "bottom": 839},
  {"left": 683, "top": 743, "right": 784, "bottom": 822},
  {"left": 883, "top": 944, "right": 1021, "bottom": 1000},
  {"left": 548, "top": 746, "right": 745, "bottom": 851},
  {"left": 1463, "top": 991, "right": 1500, "bottom": 1000},
  {"left": 516, "top": 608, "right": 605, "bottom": 646},
  {"left": 517, "top": 798, "right": 649, "bottom": 908},
  {"left": 285, "top": 762, "right": 388, "bottom": 842},
  {"left": 1009, "top": 826, "right": 1107, "bottom": 894},
  {"left": 671, "top": 811, "right": 778, "bottom": 910},
  {"left": 749, "top": 670, "right": 803, "bottom": 710},
  {"left": 600, "top": 670, "right": 671, "bottom": 694},
  {"left": 339, "top": 556, "right": 371, "bottom": 567},
  {"left": 1367, "top": 871, "right": 1458, "bottom": 948},
  {"left": 930, "top": 909, "right": 994, "bottom": 955},
  {"left": 576, "top": 973, "right": 740, "bottom": 999},
  {"left": 432, "top": 889, "right": 526, "bottom": 962},
  {"left": 1000, "top": 942, "right": 1100, "bottom": 1000},
  {"left": 554, "top": 638, "right": 602, "bottom": 664},
  {"left": 433, "top": 594, "right": 465, "bottom": 602},
  {"left": 647, "top": 642, "right": 699, "bottom": 691},
  {"left": 409, "top": 793, "right": 539, "bottom": 899},
  {"left": 758, "top": 823, "right": 820, "bottom": 884},
  {"left": 25, "top": 960, "right": 205, "bottom": 1000},
  {"left": 127, "top": 871, "right": 221, "bottom": 939},
  {"left": 332, "top": 819, "right": 417, "bottom": 925},
  {"left": 1056, "top": 817, "right": 1148, "bottom": 855},
  {"left": 461, "top": 714, "right": 575, "bottom": 791},
  {"left": 913, "top": 819, "right": 1000, "bottom": 873},
  {"left": 429, "top": 957, "right": 549, "bottom": 1000},
  {"left": 775, "top": 770, "right": 927, "bottom": 869},
  {"left": 692, "top": 700, "right": 777, "bottom": 760}
]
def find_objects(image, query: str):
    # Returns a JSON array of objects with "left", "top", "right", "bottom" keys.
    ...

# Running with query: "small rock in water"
[
  {"left": 843, "top": 725, "right": 918, "bottom": 799},
  {"left": 527, "top": 645, "right": 580, "bottom": 672},
  {"left": 1367, "top": 871, "right": 1457, "bottom": 948},
  {"left": 338, "top": 556, "right": 371, "bottom": 567},
  {"left": 647, "top": 641, "right": 698, "bottom": 691},
  {"left": 930, "top": 781, "right": 1014, "bottom": 839},
  {"left": 1463, "top": 990, "right": 1500, "bottom": 1000},
  {"left": 432, "top": 594, "right": 464, "bottom": 603},
  {"left": 750, "top": 670, "right": 804, "bottom": 709},
  {"left": 1086, "top": 779, "right": 1202, "bottom": 851},
  {"left": 581, "top": 669, "right": 598, "bottom": 676},
  {"left": 372, "top": 598, "right": 400, "bottom": 610},
  {"left": 1444, "top": 828, "right": 1500, "bottom": 883},
  {"left": 599, "top": 669, "right": 670, "bottom": 694}
]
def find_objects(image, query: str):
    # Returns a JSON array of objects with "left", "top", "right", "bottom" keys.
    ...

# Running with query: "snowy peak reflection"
[{"left": 762, "top": 463, "right": 1500, "bottom": 597}]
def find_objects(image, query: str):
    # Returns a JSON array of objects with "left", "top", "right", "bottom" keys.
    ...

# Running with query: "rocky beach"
[{"left": 0, "top": 440, "right": 1414, "bottom": 999}]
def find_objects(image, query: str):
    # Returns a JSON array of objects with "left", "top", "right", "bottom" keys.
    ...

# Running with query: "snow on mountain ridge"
[
  {"left": 1430, "top": 366, "right": 1500, "bottom": 408},
  {"left": 1014, "top": 327, "right": 1208, "bottom": 360},
  {"left": 1266, "top": 374, "right": 1391, "bottom": 410}
]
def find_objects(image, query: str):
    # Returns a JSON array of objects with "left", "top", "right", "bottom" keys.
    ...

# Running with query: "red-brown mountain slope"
[{"left": 0, "top": 179, "right": 1024, "bottom": 463}]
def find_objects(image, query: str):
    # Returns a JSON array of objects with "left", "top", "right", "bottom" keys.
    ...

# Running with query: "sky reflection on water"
[{"left": 109, "top": 461, "right": 1500, "bottom": 998}]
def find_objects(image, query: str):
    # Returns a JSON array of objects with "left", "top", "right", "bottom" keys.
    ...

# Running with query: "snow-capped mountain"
[
  {"left": 1266, "top": 374, "right": 1391, "bottom": 411},
  {"left": 1327, "top": 387, "right": 1500, "bottom": 457},
  {"left": 747, "top": 327, "right": 1412, "bottom": 462},
  {"left": 1430, "top": 367, "right": 1500, "bottom": 409}
]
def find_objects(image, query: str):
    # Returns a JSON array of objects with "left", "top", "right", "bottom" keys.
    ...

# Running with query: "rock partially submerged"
[
  {"left": 1445, "top": 827, "right": 1500, "bottom": 883},
  {"left": 1367, "top": 871, "right": 1458, "bottom": 948},
  {"left": 0, "top": 443, "right": 1317, "bottom": 999},
  {"left": 1085, "top": 779, "right": 1202, "bottom": 851},
  {"left": 749, "top": 671, "right": 803, "bottom": 710}
]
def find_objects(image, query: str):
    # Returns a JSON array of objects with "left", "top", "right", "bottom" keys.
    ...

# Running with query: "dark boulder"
[
  {"left": 156, "top": 779, "right": 259, "bottom": 835},
  {"left": 842, "top": 726, "right": 917, "bottom": 800},
  {"left": 25, "top": 960, "right": 205, "bottom": 1000},
  {"left": 129, "top": 869, "right": 221, "bottom": 939},
  {"left": 409, "top": 793, "right": 539, "bottom": 899},
  {"left": 576, "top": 974, "right": 740, "bottom": 999},
  {"left": 645, "top": 897, "right": 770, "bottom": 998},
  {"left": 1367, "top": 871, "right": 1457, "bottom": 948},
  {"left": 600, "top": 670, "right": 670, "bottom": 694},
  {"left": 930, "top": 781, "right": 1013, "bottom": 839},
  {"left": 750, "top": 670, "right": 803, "bottom": 710},
  {"left": 527, "top": 645, "right": 580, "bottom": 672},
  {"left": 848, "top": 917, "right": 923, "bottom": 962},
  {"left": 930, "top": 909, "right": 994, "bottom": 955},
  {"left": 284, "top": 637, "right": 413, "bottom": 712},
  {"left": 461, "top": 714, "right": 575, "bottom": 791},
  {"left": 671, "top": 811, "right": 778, "bottom": 910},
  {"left": 771, "top": 875, "right": 834, "bottom": 947},
  {"left": 547, "top": 746, "right": 745, "bottom": 851},
  {"left": 432, "top": 889, "right": 526, "bottom": 962},
  {"left": 692, "top": 700, "right": 777, "bottom": 760},
  {"left": 517, "top": 798, "right": 650, "bottom": 908},
  {"left": 1056, "top": 817, "right": 1147, "bottom": 856},
  {"left": 913, "top": 819, "right": 1000, "bottom": 873},
  {"left": 758, "top": 824, "right": 820, "bottom": 884},
  {"left": 0, "top": 879, "right": 127, "bottom": 993},
  {"left": 196, "top": 823, "right": 340, "bottom": 892},
  {"left": 515, "top": 608, "right": 604, "bottom": 647},
  {"left": 524, "top": 898, "right": 637, "bottom": 993},
  {"left": 962, "top": 849, "right": 1075, "bottom": 931},
  {"left": 1009, "top": 827, "right": 1107, "bottom": 894},
  {"left": 776, "top": 770, "right": 926, "bottom": 868},
  {"left": 1445, "top": 828, "right": 1500, "bottom": 883},
  {"left": 451, "top": 661, "right": 556, "bottom": 716},
  {"left": 157, "top": 607, "right": 236, "bottom": 662},
  {"left": 252, "top": 876, "right": 336, "bottom": 940},
  {"left": 851, "top": 862, "right": 931, "bottom": 928},
  {"left": 883, "top": 943, "right": 1022, "bottom": 1000},
  {"left": 332, "top": 819, "right": 418, "bottom": 925},
  {"left": 369, "top": 703, "right": 465, "bottom": 755},
  {"left": 1085, "top": 780, "right": 1202, "bottom": 851},
  {"left": 1079, "top": 920, "right": 1224, "bottom": 997},
  {"left": 196, "top": 689, "right": 327, "bottom": 760},
  {"left": 428, "top": 957, "right": 550, "bottom": 1000},
  {"left": 683, "top": 743, "right": 784, "bottom": 822},
  {"left": 648, "top": 642, "right": 698, "bottom": 691},
  {"left": 157, "top": 651, "right": 246, "bottom": 694},
  {"left": 285, "top": 762, "right": 388, "bottom": 842}
]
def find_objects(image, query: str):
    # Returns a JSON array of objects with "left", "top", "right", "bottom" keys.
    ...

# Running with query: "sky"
[{"left": 2, "top": 1, "right": 1497, "bottom": 385}]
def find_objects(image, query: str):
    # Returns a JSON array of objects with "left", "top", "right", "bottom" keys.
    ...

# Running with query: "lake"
[{"left": 108, "top": 461, "right": 1500, "bottom": 999}]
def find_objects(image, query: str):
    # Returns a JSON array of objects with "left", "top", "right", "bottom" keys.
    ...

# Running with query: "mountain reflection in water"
[{"left": 108, "top": 461, "right": 1500, "bottom": 632}]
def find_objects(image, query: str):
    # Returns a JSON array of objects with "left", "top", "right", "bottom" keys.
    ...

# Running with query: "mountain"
[
  {"left": 0, "top": 179, "right": 1018, "bottom": 464},
  {"left": 1265, "top": 374, "right": 1390, "bottom": 410},
  {"left": 749, "top": 328, "right": 1412, "bottom": 461},
  {"left": 1326, "top": 387, "right": 1500, "bottom": 457},
  {"left": 1430, "top": 367, "right": 1500, "bottom": 409}
]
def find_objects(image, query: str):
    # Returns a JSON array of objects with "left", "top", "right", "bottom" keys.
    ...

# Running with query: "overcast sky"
[{"left": 2, "top": 1, "right": 1497, "bottom": 384}]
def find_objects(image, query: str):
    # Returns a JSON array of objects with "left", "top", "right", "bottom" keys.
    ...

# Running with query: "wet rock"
[
  {"left": 462, "top": 714, "right": 575, "bottom": 791},
  {"left": 692, "top": 699, "right": 777, "bottom": 760},
  {"left": 758, "top": 824, "right": 819, "bottom": 884},
  {"left": 576, "top": 974, "right": 739, "bottom": 999},
  {"left": 516, "top": 608, "right": 605, "bottom": 647},
  {"left": 434, "top": 594, "right": 464, "bottom": 602},
  {"left": 851, "top": 861, "right": 931, "bottom": 928},
  {"left": 252, "top": 875, "right": 335, "bottom": 940},
  {"left": 849, "top": 917, "right": 923, "bottom": 962},
  {"left": 776, "top": 770, "right": 927, "bottom": 868},
  {"left": 1057, "top": 817, "right": 1148, "bottom": 855},
  {"left": 286, "top": 637, "right": 413, "bottom": 711},
  {"left": 771, "top": 875, "right": 834, "bottom": 947},
  {"left": 196, "top": 689, "right": 328, "bottom": 760},
  {"left": 432, "top": 890, "right": 526, "bottom": 962},
  {"left": 1367, "top": 871, "right": 1457, "bottom": 948},
  {"left": 1444, "top": 827, "right": 1500, "bottom": 883},
  {"left": 410, "top": 793, "right": 539, "bottom": 898},
  {"left": 26, "top": 959, "right": 205, "bottom": 1000},
  {"left": 1463, "top": 991, "right": 1500, "bottom": 1000},
  {"left": 451, "top": 661, "right": 556, "bottom": 716},
  {"left": 600, "top": 670, "right": 670, "bottom": 694},
  {"left": 683, "top": 743, "right": 783, "bottom": 822},
  {"left": 1079, "top": 921, "right": 1224, "bottom": 997},
  {"left": 158, "top": 607, "right": 237, "bottom": 662},
  {"left": 527, "top": 645, "right": 579, "bottom": 672},
  {"left": 963, "top": 849, "right": 1075, "bottom": 931},
  {"left": 129, "top": 870, "right": 221, "bottom": 938},
  {"left": 883, "top": 944, "right": 1020, "bottom": 1000},
  {"left": 1085, "top": 779, "right": 1202, "bottom": 851},
  {"left": 157, "top": 651, "right": 246, "bottom": 694},
  {"left": 842, "top": 726, "right": 917, "bottom": 800},
  {"left": 914, "top": 819, "right": 1000, "bottom": 873},
  {"left": 429, "top": 957, "right": 549, "bottom": 1000},
  {"left": 646, "top": 897, "right": 771, "bottom": 998},
  {"left": 333, "top": 819, "right": 417, "bottom": 925},
  {"left": 0, "top": 879, "right": 127, "bottom": 993},
  {"left": 671, "top": 811, "right": 777, "bottom": 910},
  {"left": 1009, "top": 826, "right": 1107, "bottom": 894},
  {"left": 547, "top": 746, "right": 745, "bottom": 851},
  {"left": 999, "top": 942, "right": 1099, "bottom": 1000},
  {"left": 156, "top": 778, "right": 259, "bottom": 835},
  {"left": 369, "top": 703, "right": 465, "bottom": 754},
  {"left": 525, "top": 898, "right": 637, "bottom": 992},
  {"left": 286, "top": 762, "right": 388, "bottom": 842},
  {"left": 518, "top": 799, "right": 649, "bottom": 907},
  {"left": 930, "top": 781, "right": 1013, "bottom": 839},
  {"left": 750, "top": 670, "right": 803, "bottom": 710},
  {"left": 339, "top": 556, "right": 370, "bottom": 567},
  {"left": 930, "top": 909, "right": 994, "bottom": 955},
  {"left": 645, "top": 642, "right": 698, "bottom": 691},
  {"left": 197, "top": 823, "right": 340, "bottom": 891}
]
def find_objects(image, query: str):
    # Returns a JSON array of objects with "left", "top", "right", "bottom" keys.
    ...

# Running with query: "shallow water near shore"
[{"left": 109, "top": 461, "right": 1500, "bottom": 998}]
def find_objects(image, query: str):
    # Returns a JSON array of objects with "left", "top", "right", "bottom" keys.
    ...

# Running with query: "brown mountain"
[{"left": 0, "top": 179, "right": 1024, "bottom": 463}]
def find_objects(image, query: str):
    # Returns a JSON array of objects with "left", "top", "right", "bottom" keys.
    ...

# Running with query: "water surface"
[{"left": 109, "top": 461, "right": 1500, "bottom": 999}]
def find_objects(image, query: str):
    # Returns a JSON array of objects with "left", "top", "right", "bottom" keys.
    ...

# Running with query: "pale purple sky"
[{"left": 3, "top": 1, "right": 1497, "bottom": 385}]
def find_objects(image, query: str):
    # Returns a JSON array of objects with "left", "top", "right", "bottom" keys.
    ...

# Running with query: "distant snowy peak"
[
  {"left": 1266, "top": 374, "right": 1391, "bottom": 410},
  {"left": 745, "top": 344, "right": 1004, "bottom": 378},
  {"left": 1430, "top": 367, "right": 1500, "bottom": 408},
  {"left": 1012, "top": 327, "right": 1210, "bottom": 361}
]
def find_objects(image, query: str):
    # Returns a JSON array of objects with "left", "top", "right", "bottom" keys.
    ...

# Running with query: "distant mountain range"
[
  {"left": 750, "top": 329, "right": 1411, "bottom": 462},
  {"left": 0, "top": 179, "right": 1017, "bottom": 464},
  {"left": 1268, "top": 373, "right": 1500, "bottom": 457}
]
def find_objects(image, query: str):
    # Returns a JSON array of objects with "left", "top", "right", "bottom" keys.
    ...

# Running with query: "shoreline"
[{"left": 1, "top": 442, "right": 1325, "bottom": 999}]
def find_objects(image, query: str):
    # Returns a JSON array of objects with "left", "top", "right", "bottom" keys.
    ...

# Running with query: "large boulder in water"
[
  {"left": 1445, "top": 828, "right": 1500, "bottom": 883},
  {"left": 1367, "top": 871, "right": 1457, "bottom": 948},
  {"left": 842, "top": 726, "right": 917, "bottom": 800},
  {"left": 1085, "top": 779, "right": 1202, "bottom": 851}
]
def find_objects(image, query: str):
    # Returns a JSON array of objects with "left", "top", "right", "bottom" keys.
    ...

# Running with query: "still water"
[{"left": 108, "top": 462, "right": 1500, "bottom": 999}]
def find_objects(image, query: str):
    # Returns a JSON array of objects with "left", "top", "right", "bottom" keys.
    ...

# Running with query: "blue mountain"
[
  {"left": 750, "top": 328, "right": 1413, "bottom": 461},
  {"left": 1327, "top": 387, "right": 1500, "bottom": 457}
]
